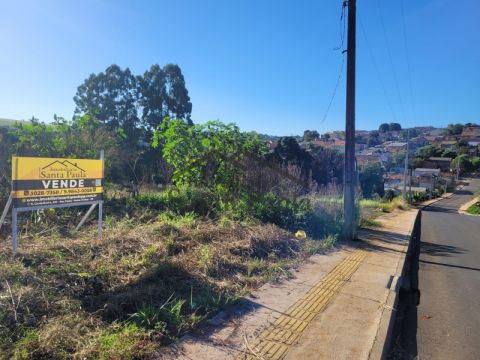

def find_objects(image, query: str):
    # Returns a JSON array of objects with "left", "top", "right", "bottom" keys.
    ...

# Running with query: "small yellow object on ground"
[{"left": 295, "top": 230, "right": 306, "bottom": 238}]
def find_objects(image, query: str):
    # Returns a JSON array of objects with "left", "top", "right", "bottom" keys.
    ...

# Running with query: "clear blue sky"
[{"left": 1, "top": 0, "right": 479, "bottom": 135}]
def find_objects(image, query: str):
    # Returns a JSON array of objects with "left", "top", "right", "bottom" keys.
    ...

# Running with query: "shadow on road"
[
  {"left": 423, "top": 205, "right": 460, "bottom": 214},
  {"left": 420, "top": 241, "right": 466, "bottom": 257},
  {"left": 453, "top": 189, "right": 473, "bottom": 196},
  {"left": 387, "top": 212, "right": 422, "bottom": 360},
  {"left": 419, "top": 259, "right": 480, "bottom": 272}
]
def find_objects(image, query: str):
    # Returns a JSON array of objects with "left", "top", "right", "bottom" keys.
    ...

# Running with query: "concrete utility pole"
[
  {"left": 344, "top": 0, "right": 356, "bottom": 241},
  {"left": 403, "top": 129, "right": 409, "bottom": 207},
  {"left": 409, "top": 168, "right": 413, "bottom": 204}
]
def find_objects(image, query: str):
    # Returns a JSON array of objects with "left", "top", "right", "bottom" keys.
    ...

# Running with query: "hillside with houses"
[{"left": 293, "top": 123, "right": 480, "bottom": 201}]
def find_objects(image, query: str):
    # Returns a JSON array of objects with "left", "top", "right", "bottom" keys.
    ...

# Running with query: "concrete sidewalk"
[{"left": 159, "top": 209, "right": 418, "bottom": 360}]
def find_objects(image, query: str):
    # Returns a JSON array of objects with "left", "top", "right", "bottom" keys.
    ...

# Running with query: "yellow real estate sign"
[{"left": 12, "top": 156, "right": 104, "bottom": 208}]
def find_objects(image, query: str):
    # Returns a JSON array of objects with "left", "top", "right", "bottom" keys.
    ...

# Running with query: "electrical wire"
[
  {"left": 377, "top": 0, "right": 407, "bottom": 126},
  {"left": 358, "top": 13, "right": 398, "bottom": 124},
  {"left": 319, "top": 1, "right": 347, "bottom": 125},
  {"left": 400, "top": 0, "right": 417, "bottom": 128}
]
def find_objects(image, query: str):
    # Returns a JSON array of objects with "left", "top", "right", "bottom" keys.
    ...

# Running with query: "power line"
[
  {"left": 377, "top": 0, "right": 407, "bottom": 126},
  {"left": 400, "top": 0, "right": 417, "bottom": 128},
  {"left": 358, "top": 13, "right": 398, "bottom": 124},
  {"left": 319, "top": 1, "right": 347, "bottom": 125},
  {"left": 320, "top": 55, "right": 345, "bottom": 125}
]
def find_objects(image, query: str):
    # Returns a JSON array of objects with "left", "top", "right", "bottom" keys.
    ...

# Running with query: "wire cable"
[
  {"left": 358, "top": 13, "right": 398, "bottom": 124},
  {"left": 319, "top": 1, "right": 347, "bottom": 125},
  {"left": 377, "top": 0, "right": 407, "bottom": 126},
  {"left": 400, "top": 0, "right": 417, "bottom": 128}
]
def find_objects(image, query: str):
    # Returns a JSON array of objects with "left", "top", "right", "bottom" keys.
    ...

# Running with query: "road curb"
[
  {"left": 417, "top": 183, "right": 465, "bottom": 210},
  {"left": 371, "top": 181, "right": 469, "bottom": 359},
  {"left": 368, "top": 209, "right": 421, "bottom": 360}
]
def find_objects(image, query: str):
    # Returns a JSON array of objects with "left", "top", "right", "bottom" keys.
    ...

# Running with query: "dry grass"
[{"left": 0, "top": 212, "right": 332, "bottom": 359}]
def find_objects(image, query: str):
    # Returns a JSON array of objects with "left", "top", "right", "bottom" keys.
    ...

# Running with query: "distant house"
[
  {"left": 385, "top": 142, "right": 407, "bottom": 153},
  {"left": 424, "top": 157, "right": 452, "bottom": 171},
  {"left": 311, "top": 139, "right": 335, "bottom": 149},
  {"left": 383, "top": 172, "right": 404, "bottom": 190},
  {"left": 461, "top": 126, "right": 480, "bottom": 139},
  {"left": 414, "top": 126, "right": 434, "bottom": 133},
  {"left": 355, "top": 143, "right": 366, "bottom": 152},
  {"left": 380, "top": 152, "right": 392, "bottom": 168},
  {"left": 439, "top": 140, "right": 457, "bottom": 150},
  {"left": 413, "top": 168, "right": 441, "bottom": 191},
  {"left": 409, "top": 136, "right": 428, "bottom": 148},
  {"left": 425, "top": 135, "right": 443, "bottom": 144},
  {"left": 332, "top": 140, "right": 346, "bottom": 152},
  {"left": 428, "top": 128, "right": 446, "bottom": 136},
  {"left": 311, "top": 138, "right": 347, "bottom": 152},
  {"left": 356, "top": 153, "right": 381, "bottom": 167},
  {"left": 468, "top": 140, "right": 480, "bottom": 147},
  {"left": 327, "top": 131, "right": 345, "bottom": 140}
]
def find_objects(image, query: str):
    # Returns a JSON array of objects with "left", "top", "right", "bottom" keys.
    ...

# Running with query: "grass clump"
[
  {"left": 0, "top": 211, "right": 310, "bottom": 359},
  {"left": 466, "top": 200, "right": 480, "bottom": 215},
  {"left": 94, "top": 323, "right": 155, "bottom": 360},
  {"left": 305, "top": 235, "right": 338, "bottom": 256}
]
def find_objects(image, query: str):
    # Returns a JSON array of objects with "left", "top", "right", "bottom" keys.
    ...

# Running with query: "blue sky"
[{"left": 0, "top": 0, "right": 479, "bottom": 135}]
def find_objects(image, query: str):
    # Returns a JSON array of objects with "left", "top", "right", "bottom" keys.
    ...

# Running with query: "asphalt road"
[{"left": 416, "top": 178, "right": 480, "bottom": 359}]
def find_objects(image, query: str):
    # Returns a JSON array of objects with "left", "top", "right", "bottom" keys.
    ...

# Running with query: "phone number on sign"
[{"left": 25, "top": 187, "right": 98, "bottom": 196}]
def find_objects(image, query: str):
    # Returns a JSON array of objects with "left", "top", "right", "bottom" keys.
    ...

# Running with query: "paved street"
[{"left": 416, "top": 178, "right": 480, "bottom": 359}]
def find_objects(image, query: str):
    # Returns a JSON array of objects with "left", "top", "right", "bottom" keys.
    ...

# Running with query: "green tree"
[
  {"left": 415, "top": 145, "right": 442, "bottom": 160},
  {"left": 137, "top": 64, "right": 193, "bottom": 130},
  {"left": 308, "top": 146, "right": 344, "bottom": 186},
  {"left": 379, "top": 123, "right": 390, "bottom": 132},
  {"left": 389, "top": 123, "right": 402, "bottom": 131},
  {"left": 303, "top": 130, "right": 319, "bottom": 142},
  {"left": 153, "top": 118, "right": 267, "bottom": 199},
  {"left": 359, "top": 162, "right": 385, "bottom": 198},
  {"left": 441, "top": 149, "right": 457, "bottom": 158},
  {"left": 74, "top": 65, "right": 140, "bottom": 141},
  {"left": 471, "top": 156, "right": 480, "bottom": 171},
  {"left": 445, "top": 123, "right": 463, "bottom": 136},
  {"left": 401, "top": 128, "right": 419, "bottom": 139},
  {"left": 392, "top": 152, "right": 406, "bottom": 167},
  {"left": 456, "top": 138, "right": 470, "bottom": 154},
  {"left": 452, "top": 154, "right": 472, "bottom": 174},
  {"left": 163, "top": 64, "right": 193, "bottom": 123},
  {"left": 321, "top": 133, "right": 330, "bottom": 139},
  {"left": 367, "top": 131, "right": 381, "bottom": 147}
]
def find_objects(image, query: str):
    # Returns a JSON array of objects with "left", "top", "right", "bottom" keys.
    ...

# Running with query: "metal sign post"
[
  {"left": 0, "top": 193, "right": 12, "bottom": 232},
  {"left": 9, "top": 151, "right": 105, "bottom": 255},
  {"left": 12, "top": 208, "right": 17, "bottom": 254}
]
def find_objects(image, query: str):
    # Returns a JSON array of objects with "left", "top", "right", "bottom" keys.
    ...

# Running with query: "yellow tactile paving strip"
[{"left": 238, "top": 248, "right": 368, "bottom": 360}]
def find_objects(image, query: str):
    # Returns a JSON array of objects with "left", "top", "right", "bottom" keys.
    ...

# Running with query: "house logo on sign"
[{"left": 39, "top": 160, "right": 86, "bottom": 179}]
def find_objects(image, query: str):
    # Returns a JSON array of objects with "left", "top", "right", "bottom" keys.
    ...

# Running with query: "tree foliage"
[
  {"left": 415, "top": 145, "right": 442, "bottom": 160},
  {"left": 303, "top": 130, "right": 319, "bottom": 142},
  {"left": 451, "top": 154, "right": 472, "bottom": 173},
  {"left": 138, "top": 64, "right": 193, "bottom": 130},
  {"left": 379, "top": 123, "right": 402, "bottom": 132},
  {"left": 359, "top": 161, "right": 385, "bottom": 198},
  {"left": 367, "top": 131, "right": 381, "bottom": 147},
  {"left": 74, "top": 63, "right": 192, "bottom": 143},
  {"left": 445, "top": 123, "right": 464, "bottom": 136},
  {"left": 153, "top": 118, "right": 267, "bottom": 198}
]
